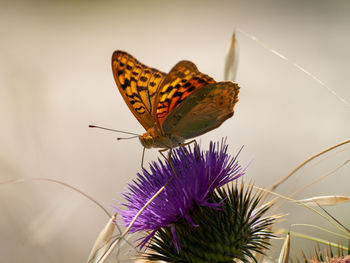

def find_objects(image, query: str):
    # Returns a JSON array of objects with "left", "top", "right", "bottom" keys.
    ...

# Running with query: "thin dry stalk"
[{"left": 269, "top": 139, "right": 350, "bottom": 192}]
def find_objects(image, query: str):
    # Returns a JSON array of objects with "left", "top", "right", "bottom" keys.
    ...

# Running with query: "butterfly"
[{"left": 111, "top": 50, "right": 240, "bottom": 150}]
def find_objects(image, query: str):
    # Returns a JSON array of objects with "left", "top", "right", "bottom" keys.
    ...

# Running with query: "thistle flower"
[
  {"left": 308, "top": 256, "right": 350, "bottom": 263},
  {"left": 301, "top": 244, "right": 350, "bottom": 263},
  {"left": 144, "top": 183, "right": 276, "bottom": 263},
  {"left": 118, "top": 140, "right": 244, "bottom": 249},
  {"left": 118, "top": 140, "right": 276, "bottom": 262}
]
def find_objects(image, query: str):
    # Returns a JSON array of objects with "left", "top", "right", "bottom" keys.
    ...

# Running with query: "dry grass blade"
[
  {"left": 277, "top": 229, "right": 349, "bottom": 250},
  {"left": 278, "top": 232, "right": 290, "bottom": 263},
  {"left": 97, "top": 180, "right": 171, "bottom": 262},
  {"left": 290, "top": 224, "right": 349, "bottom": 239},
  {"left": 0, "top": 178, "right": 111, "bottom": 217},
  {"left": 236, "top": 28, "right": 350, "bottom": 108},
  {"left": 298, "top": 195, "right": 350, "bottom": 206},
  {"left": 250, "top": 185, "right": 349, "bottom": 236},
  {"left": 224, "top": 30, "right": 239, "bottom": 81},
  {"left": 87, "top": 214, "right": 118, "bottom": 263},
  {"left": 271, "top": 157, "right": 350, "bottom": 215},
  {"left": 288, "top": 159, "right": 350, "bottom": 201},
  {"left": 269, "top": 139, "right": 350, "bottom": 192},
  {"left": 316, "top": 203, "right": 350, "bottom": 233}
]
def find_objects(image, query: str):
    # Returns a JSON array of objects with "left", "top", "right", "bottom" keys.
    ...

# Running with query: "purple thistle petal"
[
  {"left": 137, "top": 229, "right": 157, "bottom": 249},
  {"left": 117, "top": 139, "right": 245, "bottom": 248},
  {"left": 171, "top": 224, "right": 180, "bottom": 253}
]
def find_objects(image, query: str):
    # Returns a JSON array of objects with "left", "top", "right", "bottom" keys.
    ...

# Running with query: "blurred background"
[{"left": 0, "top": 0, "right": 349, "bottom": 262}]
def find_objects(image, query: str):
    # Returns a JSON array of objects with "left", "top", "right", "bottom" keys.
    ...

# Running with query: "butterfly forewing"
[
  {"left": 112, "top": 50, "right": 240, "bottom": 147},
  {"left": 154, "top": 61, "right": 215, "bottom": 126},
  {"left": 112, "top": 50, "right": 166, "bottom": 130},
  {"left": 161, "top": 82, "right": 240, "bottom": 139}
]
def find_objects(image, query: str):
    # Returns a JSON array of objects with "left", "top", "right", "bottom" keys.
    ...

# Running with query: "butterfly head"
[{"left": 139, "top": 134, "right": 154, "bottom": 149}]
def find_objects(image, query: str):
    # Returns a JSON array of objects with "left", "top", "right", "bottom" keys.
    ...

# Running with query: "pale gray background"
[{"left": 0, "top": 0, "right": 349, "bottom": 262}]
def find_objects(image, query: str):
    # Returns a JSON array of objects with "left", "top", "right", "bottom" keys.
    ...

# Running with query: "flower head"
[
  {"left": 308, "top": 256, "right": 350, "bottom": 263},
  {"left": 118, "top": 140, "right": 244, "bottom": 248},
  {"left": 145, "top": 183, "right": 276, "bottom": 262},
  {"left": 302, "top": 245, "right": 350, "bottom": 263}
]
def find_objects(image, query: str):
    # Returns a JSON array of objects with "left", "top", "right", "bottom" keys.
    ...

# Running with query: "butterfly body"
[
  {"left": 139, "top": 127, "right": 185, "bottom": 149},
  {"left": 112, "top": 50, "right": 240, "bottom": 149}
]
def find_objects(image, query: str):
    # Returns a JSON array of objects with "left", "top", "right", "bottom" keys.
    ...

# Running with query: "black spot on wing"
[
  {"left": 126, "top": 92, "right": 142, "bottom": 101},
  {"left": 160, "top": 85, "right": 173, "bottom": 95},
  {"left": 173, "top": 91, "right": 182, "bottom": 97},
  {"left": 156, "top": 111, "right": 167, "bottom": 118},
  {"left": 154, "top": 73, "right": 162, "bottom": 78},
  {"left": 120, "top": 78, "right": 130, "bottom": 90},
  {"left": 157, "top": 103, "right": 168, "bottom": 109},
  {"left": 135, "top": 105, "right": 146, "bottom": 114},
  {"left": 137, "top": 85, "right": 148, "bottom": 92},
  {"left": 140, "top": 76, "right": 148, "bottom": 82},
  {"left": 187, "top": 86, "right": 195, "bottom": 93}
]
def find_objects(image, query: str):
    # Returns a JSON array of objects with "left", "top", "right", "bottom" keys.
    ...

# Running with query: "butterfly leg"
[
  {"left": 180, "top": 139, "right": 200, "bottom": 158},
  {"left": 140, "top": 147, "right": 146, "bottom": 170},
  {"left": 159, "top": 148, "right": 177, "bottom": 176}
]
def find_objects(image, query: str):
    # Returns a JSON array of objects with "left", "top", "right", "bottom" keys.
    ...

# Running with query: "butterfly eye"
[{"left": 139, "top": 135, "right": 154, "bottom": 149}]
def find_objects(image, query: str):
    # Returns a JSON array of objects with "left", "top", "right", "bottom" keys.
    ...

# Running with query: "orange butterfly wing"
[
  {"left": 154, "top": 61, "right": 215, "bottom": 126},
  {"left": 112, "top": 51, "right": 240, "bottom": 141},
  {"left": 111, "top": 50, "right": 166, "bottom": 130},
  {"left": 161, "top": 81, "right": 240, "bottom": 139}
]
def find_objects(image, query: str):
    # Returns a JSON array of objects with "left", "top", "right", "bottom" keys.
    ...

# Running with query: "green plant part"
[{"left": 143, "top": 183, "right": 277, "bottom": 263}]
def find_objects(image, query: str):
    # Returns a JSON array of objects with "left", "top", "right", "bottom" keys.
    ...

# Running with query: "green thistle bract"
[{"left": 144, "top": 183, "right": 276, "bottom": 263}]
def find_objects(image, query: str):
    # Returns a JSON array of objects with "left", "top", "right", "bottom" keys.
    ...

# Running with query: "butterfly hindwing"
[
  {"left": 112, "top": 50, "right": 166, "bottom": 130},
  {"left": 154, "top": 60, "right": 215, "bottom": 126},
  {"left": 161, "top": 82, "right": 240, "bottom": 139},
  {"left": 112, "top": 50, "right": 240, "bottom": 144}
]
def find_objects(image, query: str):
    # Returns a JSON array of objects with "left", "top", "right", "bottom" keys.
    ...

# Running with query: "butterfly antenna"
[
  {"left": 116, "top": 135, "right": 139, "bottom": 140},
  {"left": 89, "top": 125, "right": 141, "bottom": 136}
]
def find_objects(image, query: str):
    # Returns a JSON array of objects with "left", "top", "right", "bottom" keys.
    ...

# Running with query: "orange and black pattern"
[
  {"left": 112, "top": 50, "right": 166, "bottom": 129},
  {"left": 154, "top": 61, "right": 215, "bottom": 125}
]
